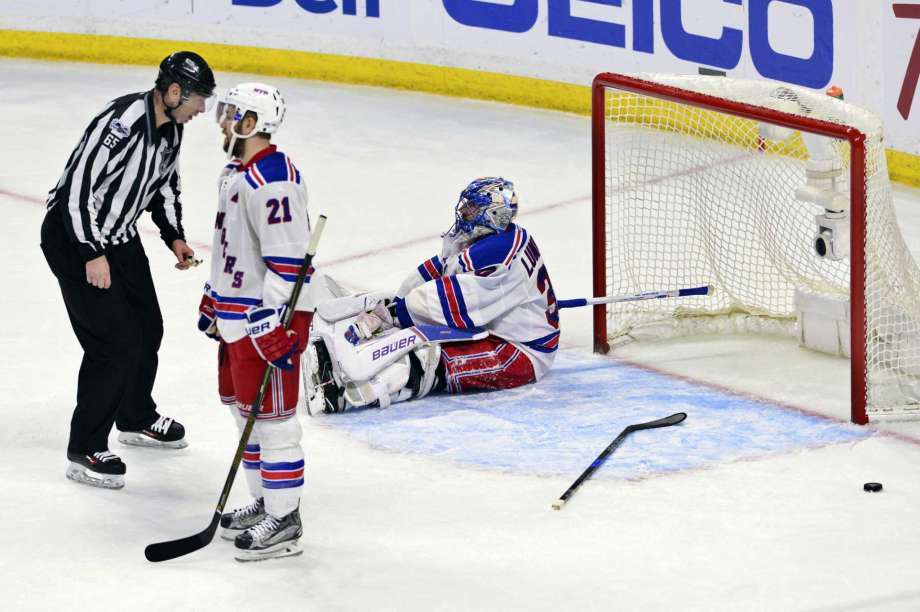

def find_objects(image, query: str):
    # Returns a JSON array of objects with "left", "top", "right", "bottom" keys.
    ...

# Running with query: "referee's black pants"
[{"left": 41, "top": 211, "right": 163, "bottom": 455}]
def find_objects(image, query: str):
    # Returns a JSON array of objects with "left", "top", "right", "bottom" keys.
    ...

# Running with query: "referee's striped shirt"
[{"left": 46, "top": 91, "right": 185, "bottom": 261}]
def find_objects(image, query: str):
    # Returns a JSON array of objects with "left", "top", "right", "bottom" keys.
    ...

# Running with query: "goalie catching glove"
[
  {"left": 245, "top": 306, "right": 300, "bottom": 370},
  {"left": 354, "top": 298, "right": 400, "bottom": 340}
]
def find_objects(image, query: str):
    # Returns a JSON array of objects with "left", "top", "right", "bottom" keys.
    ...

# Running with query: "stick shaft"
[
  {"left": 552, "top": 413, "right": 686, "bottom": 509},
  {"left": 556, "top": 431, "right": 629, "bottom": 504},
  {"left": 557, "top": 285, "right": 710, "bottom": 310}
]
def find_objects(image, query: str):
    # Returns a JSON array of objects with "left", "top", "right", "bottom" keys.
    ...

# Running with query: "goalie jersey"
[
  {"left": 394, "top": 224, "right": 560, "bottom": 379},
  {"left": 208, "top": 145, "right": 314, "bottom": 343}
]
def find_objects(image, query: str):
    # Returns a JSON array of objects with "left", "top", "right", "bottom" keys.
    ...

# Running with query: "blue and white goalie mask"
[{"left": 449, "top": 177, "right": 518, "bottom": 241}]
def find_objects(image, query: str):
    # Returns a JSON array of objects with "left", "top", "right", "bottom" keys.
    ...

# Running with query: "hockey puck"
[{"left": 863, "top": 482, "right": 883, "bottom": 493}]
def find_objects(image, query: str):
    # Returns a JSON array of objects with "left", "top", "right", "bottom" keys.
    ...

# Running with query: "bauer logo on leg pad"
[{"left": 372, "top": 335, "right": 416, "bottom": 361}]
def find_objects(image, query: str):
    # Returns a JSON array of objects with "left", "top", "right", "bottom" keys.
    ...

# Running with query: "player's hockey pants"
[{"left": 41, "top": 211, "right": 164, "bottom": 455}]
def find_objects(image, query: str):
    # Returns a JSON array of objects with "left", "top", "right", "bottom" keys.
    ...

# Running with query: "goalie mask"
[
  {"left": 449, "top": 177, "right": 518, "bottom": 241},
  {"left": 215, "top": 82, "right": 286, "bottom": 158}
]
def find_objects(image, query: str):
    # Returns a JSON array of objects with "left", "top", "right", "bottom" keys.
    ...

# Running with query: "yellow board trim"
[
  {"left": 888, "top": 149, "right": 920, "bottom": 188},
  {"left": 2, "top": 29, "right": 918, "bottom": 187}
]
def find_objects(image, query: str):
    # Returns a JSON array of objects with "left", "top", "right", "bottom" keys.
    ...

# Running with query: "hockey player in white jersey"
[
  {"left": 307, "top": 177, "right": 560, "bottom": 413},
  {"left": 196, "top": 82, "right": 313, "bottom": 561}
]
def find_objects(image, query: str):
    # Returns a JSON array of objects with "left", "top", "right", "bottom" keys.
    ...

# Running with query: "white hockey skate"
[
  {"left": 66, "top": 451, "right": 126, "bottom": 490},
  {"left": 234, "top": 509, "right": 303, "bottom": 562},
  {"left": 118, "top": 415, "right": 188, "bottom": 449}
]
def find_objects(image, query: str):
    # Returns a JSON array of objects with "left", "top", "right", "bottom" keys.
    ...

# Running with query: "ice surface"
[
  {"left": 3, "top": 59, "right": 920, "bottom": 611},
  {"left": 327, "top": 351, "right": 870, "bottom": 478}
]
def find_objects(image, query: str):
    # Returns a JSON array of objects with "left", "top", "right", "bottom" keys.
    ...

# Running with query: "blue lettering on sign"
[
  {"left": 749, "top": 0, "right": 833, "bottom": 89},
  {"left": 548, "top": 0, "right": 624, "bottom": 48},
  {"left": 442, "top": 0, "right": 538, "bottom": 33},
  {"left": 296, "top": 0, "right": 337, "bottom": 13},
  {"left": 441, "top": 0, "right": 833, "bottom": 89},
  {"left": 632, "top": 0, "right": 654, "bottom": 53},
  {"left": 661, "top": 0, "right": 744, "bottom": 70},
  {"left": 232, "top": 0, "right": 379, "bottom": 17}
]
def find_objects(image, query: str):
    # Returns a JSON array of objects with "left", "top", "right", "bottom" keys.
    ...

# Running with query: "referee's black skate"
[
  {"left": 234, "top": 508, "right": 303, "bottom": 562},
  {"left": 118, "top": 415, "right": 187, "bottom": 449},
  {"left": 220, "top": 497, "right": 266, "bottom": 541},
  {"left": 66, "top": 450, "right": 126, "bottom": 489}
]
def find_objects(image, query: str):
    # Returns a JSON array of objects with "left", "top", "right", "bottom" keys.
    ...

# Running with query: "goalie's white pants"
[{"left": 229, "top": 407, "right": 304, "bottom": 518}]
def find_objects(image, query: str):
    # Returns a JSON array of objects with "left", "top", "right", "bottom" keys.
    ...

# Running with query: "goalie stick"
[
  {"left": 551, "top": 412, "right": 687, "bottom": 510},
  {"left": 556, "top": 285, "right": 711, "bottom": 309},
  {"left": 144, "top": 215, "right": 327, "bottom": 563}
]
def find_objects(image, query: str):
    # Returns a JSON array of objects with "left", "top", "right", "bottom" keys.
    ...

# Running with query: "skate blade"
[
  {"left": 66, "top": 463, "right": 124, "bottom": 490},
  {"left": 117, "top": 432, "right": 188, "bottom": 449},
  {"left": 234, "top": 541, "right": 303, "bottom": 563},
  {"left": 220, "top": 528, "right": 241, "bottom": 541}
]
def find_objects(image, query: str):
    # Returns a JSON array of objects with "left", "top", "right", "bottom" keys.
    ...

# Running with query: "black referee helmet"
[{"left": 155, "top": 51, "right": 216, "bottom": 100}]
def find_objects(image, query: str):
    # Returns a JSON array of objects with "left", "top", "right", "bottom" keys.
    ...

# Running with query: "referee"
[{"left": 40, "top": 51, "right": 215, "bottom": 489}]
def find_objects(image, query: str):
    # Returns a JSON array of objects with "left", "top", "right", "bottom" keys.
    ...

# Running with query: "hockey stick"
[
  {"left": 556, "top": 285, "right": 711, "bottom": 310},
  {"left": 145, "top": 215, "right": 327, "bottom": 563},
  {"left": 551, "top": 412, "right": 687, "bottom": 510}
]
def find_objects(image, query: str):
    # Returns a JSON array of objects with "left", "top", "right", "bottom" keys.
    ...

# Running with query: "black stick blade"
[
  {"left": 145, "top": 515, "right": 219, "bottom": 562},
  {"left": 629, "top": 412, "right": 687, "bottom": 431}
]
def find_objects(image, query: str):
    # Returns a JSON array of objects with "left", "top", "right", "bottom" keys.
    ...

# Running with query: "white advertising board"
[{"left": 2, "top": 0, "right": 918, "bottom": 154}]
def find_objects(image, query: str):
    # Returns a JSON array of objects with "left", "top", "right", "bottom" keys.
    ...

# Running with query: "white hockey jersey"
[
  {"left": 208, "top": 145, "right": 314, "bottom": 343},
  {"left": 394, "top": 224, "right": 560, "bottom": 379}
]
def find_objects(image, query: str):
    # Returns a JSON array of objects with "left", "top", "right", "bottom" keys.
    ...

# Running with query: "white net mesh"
[{"left": 600, "top": 73, "right": 920, "bottom": 418}]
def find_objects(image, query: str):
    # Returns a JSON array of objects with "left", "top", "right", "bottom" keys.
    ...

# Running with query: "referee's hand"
[
  {"left": 172, "top": 240, "right": 197, "bottom": 270},
  {"left": 85, "top": 255, "right": 111, "bottom": 289}
]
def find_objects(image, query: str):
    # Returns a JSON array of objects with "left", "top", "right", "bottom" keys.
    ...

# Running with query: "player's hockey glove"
[
  {"left": 354, "top": 298, "right": 406, "bottom": 339},
  {"left": 245, "top": 306, "right": 300, "bottom": 370},
  {"left": 197, "top": 283, "right": 220, "bottom": 341}
]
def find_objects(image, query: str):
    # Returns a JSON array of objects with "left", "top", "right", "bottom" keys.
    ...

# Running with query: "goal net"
[{"left": 592, "top": 73, "right": 920, "bottom": 423}]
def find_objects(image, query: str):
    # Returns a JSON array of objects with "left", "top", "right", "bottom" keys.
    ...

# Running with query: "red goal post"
[{"left": 591, "top": 72, "right": 884, "bottom": 424}]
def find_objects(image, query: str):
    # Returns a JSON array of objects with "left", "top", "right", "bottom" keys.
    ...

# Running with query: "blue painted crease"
[{"left": 325, "top": 351, "right": 870, "bottom": 479}]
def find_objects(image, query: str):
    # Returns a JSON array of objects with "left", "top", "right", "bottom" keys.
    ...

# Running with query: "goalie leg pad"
[
  {"left": 307, "top": 273, "right": 349, "bottom": 309},
  {"left": 334, "top": 326, "right": 422, "bottom": 383},
  {"left": 409, "top": 343, "right": 442, "bottom": 400},
  {"left": 341, "top": 343, "right": 442, "bottom": 409},
  {"left": 343, "top": 355, "right": 412, "bottom": 409}
]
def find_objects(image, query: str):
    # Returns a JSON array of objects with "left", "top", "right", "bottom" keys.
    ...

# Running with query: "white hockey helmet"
[{"left": 216, "top": 82, "right": 286, "bottom": 136}]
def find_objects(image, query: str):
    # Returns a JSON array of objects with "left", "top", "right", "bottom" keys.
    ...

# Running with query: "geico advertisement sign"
[
  {"left": 230, "top": 0, "right": 834, "bottom": 90},
  {"left": 232, "top": 0, "right": 379, "bottom": 16},
  {"left": 443, "top": 0, "right": 833, "bottom": 89}
]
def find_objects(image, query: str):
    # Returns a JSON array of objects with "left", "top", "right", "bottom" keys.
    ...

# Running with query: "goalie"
[{"left": 307, "top": 177, "right": 560, "bottom": 413}]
